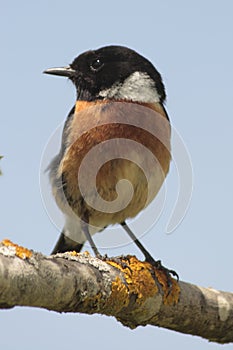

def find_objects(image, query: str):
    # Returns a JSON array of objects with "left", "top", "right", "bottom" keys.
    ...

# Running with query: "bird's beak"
[{"left": 43, "top": 65, "right": 75, "bottom": 78}]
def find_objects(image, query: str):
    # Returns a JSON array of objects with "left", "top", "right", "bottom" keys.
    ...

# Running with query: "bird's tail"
[{"left": 51, "top": 231, "right": 83, "bottom": 254}]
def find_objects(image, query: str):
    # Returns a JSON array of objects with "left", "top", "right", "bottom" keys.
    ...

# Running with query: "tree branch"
[{"left": 0, "top": 239, "right": 232, "bottom": 344}]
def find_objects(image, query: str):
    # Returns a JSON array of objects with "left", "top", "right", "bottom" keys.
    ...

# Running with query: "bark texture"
[{"left": 0, "top": 239, "right": 232, "bottom": 344}]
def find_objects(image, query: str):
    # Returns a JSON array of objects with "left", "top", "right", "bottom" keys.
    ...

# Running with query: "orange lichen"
[
  {"left": 107, "top": 256, "right": 158, "bottom": 305},
  {"left": 69, "top": 251, "right": 79, "bottom": 256},
  {"left": 1, "top": 239, "right": 32, "bottom": 259},
  {"left": 81, "top": 291, "right": 104, "bottom": 313},
  {"left": 154, "top": 268, "right": 180, "bottom": 305},
  {"left": 106, "top": 276, "right": 129, "bottom": 313},
  {"left": 107, "top": 256, "right": 180, "bottom": 307},
  {"left": 163, "top": 279, "right": 180, "bottom": 305}
]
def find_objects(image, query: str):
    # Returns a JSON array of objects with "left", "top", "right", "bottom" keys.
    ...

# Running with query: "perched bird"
[{"left": 44, "top": 45, "right": 173, "bottom": 270}]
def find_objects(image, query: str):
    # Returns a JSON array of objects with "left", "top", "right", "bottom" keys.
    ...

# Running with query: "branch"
[{"left": 0, "top": 240, "right": 232, "bottom": 344}]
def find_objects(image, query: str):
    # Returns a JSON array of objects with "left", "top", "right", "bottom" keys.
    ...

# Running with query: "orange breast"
[{"left": 56, "top": 100, "right": 171, "bottom": 228}]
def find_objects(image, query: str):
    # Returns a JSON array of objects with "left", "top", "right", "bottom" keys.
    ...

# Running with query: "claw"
[
  {"left": 100, "top": 255, "right": 132, "bottom": 271},
  {"left": 146, "top": 258, "right": 179, "bottom": 293}
]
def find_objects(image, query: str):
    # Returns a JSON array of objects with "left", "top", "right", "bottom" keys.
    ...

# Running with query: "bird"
[{"left": 44, "top": 45, "right": 174, "bottom": 272}]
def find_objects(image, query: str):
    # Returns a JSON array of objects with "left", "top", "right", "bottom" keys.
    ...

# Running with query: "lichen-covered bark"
[{"left": 0, "top": 240, "right": 232, "bottom": 344}]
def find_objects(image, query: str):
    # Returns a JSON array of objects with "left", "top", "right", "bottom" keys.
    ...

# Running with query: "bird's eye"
[{"left": 90, "top": 58, "right": 104, "bottom": 72}]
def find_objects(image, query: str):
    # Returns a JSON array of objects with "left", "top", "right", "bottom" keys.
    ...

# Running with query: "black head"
[{"left": 44, "top": 45, "right": 166, "bottom": 103}]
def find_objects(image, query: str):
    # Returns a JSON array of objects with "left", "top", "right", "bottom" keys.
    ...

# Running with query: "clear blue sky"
[{"left": 1, "top": 1, "right": 233, "bottom": 349}]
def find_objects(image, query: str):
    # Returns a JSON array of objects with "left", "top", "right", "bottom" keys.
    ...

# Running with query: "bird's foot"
[
  {"left": 145, "top": 257, "right": 179, "bottom": 292},
  {"left": 100, "top": 254, "right": 132, "bottom": 271}
]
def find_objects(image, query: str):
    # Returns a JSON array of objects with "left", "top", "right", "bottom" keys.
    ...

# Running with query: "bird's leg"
[
  {"left": 121, "top": 221, "right": 158, "bottom": 263},
  {"left": 80, "top": 220, "right": 130, "bottom": 269},
  {"left": 121, "top": 221, "right": 179, "bottom": 282},
  {"left": 81, "top": 213, "right": 102, "bottom": 259}
]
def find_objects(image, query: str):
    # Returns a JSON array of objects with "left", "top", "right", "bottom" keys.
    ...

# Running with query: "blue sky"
[{"left": 1, "top": 1, "right": 233, "bottom": 349}]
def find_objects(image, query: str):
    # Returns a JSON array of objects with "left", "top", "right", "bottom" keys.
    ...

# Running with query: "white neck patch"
[{"left": 98, "top": 71, "right": 161, "bottom": 103}]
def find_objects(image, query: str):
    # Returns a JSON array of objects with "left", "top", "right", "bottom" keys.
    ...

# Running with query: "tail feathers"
[{"left": 51, "top": 232, "right": 84, "bottom": 254}]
